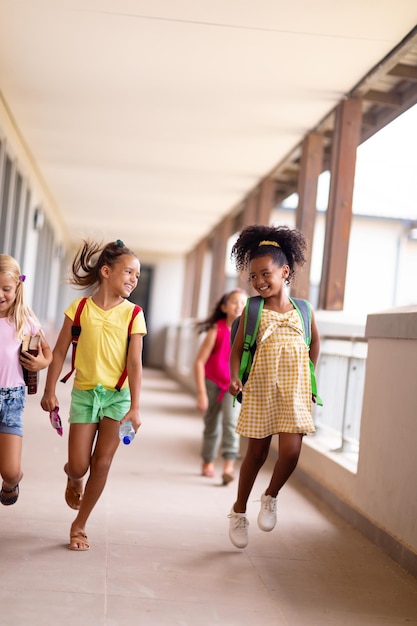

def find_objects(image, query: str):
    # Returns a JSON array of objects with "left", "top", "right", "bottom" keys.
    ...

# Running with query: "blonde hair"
[{"left": 0, "top": 254, "right": 40, "bottom": 340}]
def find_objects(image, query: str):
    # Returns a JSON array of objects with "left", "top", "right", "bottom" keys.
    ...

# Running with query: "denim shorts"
[
  {"left": 0, "top": 386, "right": 25, "bottom": 437},
  {"left": 69, "top": 384, "right": 131, "bottom": 424}
]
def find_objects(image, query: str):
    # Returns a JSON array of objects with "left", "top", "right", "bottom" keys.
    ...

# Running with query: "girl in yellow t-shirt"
[{"left": 41, "top": 239, "right": 147, "bottom": 551}]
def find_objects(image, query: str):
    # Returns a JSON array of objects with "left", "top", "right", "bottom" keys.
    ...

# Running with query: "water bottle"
[{"left": 119, "top": 421, "right": 135, "bottom": 445}]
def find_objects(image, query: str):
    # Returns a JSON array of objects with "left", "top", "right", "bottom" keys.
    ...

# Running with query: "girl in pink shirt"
[
  {"left": 0, "top": 255, "right": 52, "bottom": 506},
  {"left": 194, "top": 289, "right": 246, "bottom": 484}
]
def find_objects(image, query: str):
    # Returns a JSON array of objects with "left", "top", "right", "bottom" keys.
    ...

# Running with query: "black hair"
[
  {"left": 196, "top": 288, "right": 245, "bottom": 334},
  {"left": 70, "top": 239, "right": 138, "bottom": 290},
  {"left": 230, "top": 224, "right": 307, "bottom": 284}
]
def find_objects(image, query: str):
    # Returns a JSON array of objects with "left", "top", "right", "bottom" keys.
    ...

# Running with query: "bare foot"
[{"left": 202, "top": 463, "right": 215, "bottom": 477}]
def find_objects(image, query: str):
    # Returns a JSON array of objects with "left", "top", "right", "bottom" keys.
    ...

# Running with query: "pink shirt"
[
  {"left": 0, "top": 317, "right": 39, "bottom": 388},
  {"left": 204, "top": 318, "right": 231, "bottom": 393}
]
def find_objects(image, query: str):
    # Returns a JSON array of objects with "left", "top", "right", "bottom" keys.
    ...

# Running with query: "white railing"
[{"left": 312, "top": 336, "right": 367, "bottom": 457}]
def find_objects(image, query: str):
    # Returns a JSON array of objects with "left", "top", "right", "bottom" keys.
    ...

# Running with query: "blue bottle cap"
[{"left": 123, "top": 436, "right": 131, "bottom": 445}]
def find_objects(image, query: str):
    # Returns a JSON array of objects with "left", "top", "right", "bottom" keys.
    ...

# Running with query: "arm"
[
  {"left": 229, "top": 315, "right": 244, "bottom": 397},
  {"left": 194, "top": 325, "right": 217, "bottom": 413},
  {"left": 122, "top": 333, "right": 143, "bottom": 432},
  {"left": 40, "top": 315, "right": 73, "bottom": 412},
  {"left": 309, "top": 309, "right": 320, "bottom": 368},
  {"left": 309, "top": 309, "right": 321, "bottom": 403}
]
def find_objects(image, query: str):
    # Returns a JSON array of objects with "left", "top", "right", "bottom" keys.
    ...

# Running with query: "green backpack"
[{"left": 231, "top": 295, "right": 322, "bottom": 405}]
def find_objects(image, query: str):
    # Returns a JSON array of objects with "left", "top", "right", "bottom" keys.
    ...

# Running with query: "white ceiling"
[{"left": 0, "top": 1, "right": 416, "bottom": 256}]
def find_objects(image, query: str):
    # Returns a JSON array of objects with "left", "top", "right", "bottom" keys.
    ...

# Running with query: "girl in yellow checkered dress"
[{"left": 227, "top": 225, "right": 320, "bottom": 548}]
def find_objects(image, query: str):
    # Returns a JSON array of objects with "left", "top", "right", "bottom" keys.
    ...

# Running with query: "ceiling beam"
[
  {"left": 388, "top": 63, "right": 417, "bottom": 81},
  {"left": 362, "top": 90, "right": 403, "bottom": 107}
]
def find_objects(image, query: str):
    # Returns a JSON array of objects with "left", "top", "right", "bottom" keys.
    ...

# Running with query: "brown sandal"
[
  {"left": 0, "top": 483, "right": 20, "bottom": 506},
  {"left": 69, "top": 531, "right": 90, "bottom": 551},
  {"left": 65, "top": 479, "right": 83, "bottom": 510},
  {"left": 222, "top": 472, "right": 235, "bottom": 486}
]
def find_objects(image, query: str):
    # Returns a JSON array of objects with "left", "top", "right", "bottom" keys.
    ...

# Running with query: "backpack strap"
[
  {"left": 60, "top": 297, "right": 88, "bottom": 384},
  {"left": 114, "top": 305, "right": 142, "bottom": 391},
  {"left": 289, "top": 297, "right": 311, "bottom": 346},
  {"left": 238, "top": 295, "right": 264, "bottom": 383},
  {"left": 289, "top": 297, "right": 323, "bottom": 406}
]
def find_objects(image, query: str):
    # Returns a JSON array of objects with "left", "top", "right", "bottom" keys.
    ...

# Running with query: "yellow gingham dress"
[{"left": 236, "top": 307, "right": 315, "bottom": 438}]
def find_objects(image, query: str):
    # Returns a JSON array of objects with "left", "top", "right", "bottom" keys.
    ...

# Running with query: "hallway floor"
[{"left": 1, "top": 368, "right": 416, "bottom": 626}]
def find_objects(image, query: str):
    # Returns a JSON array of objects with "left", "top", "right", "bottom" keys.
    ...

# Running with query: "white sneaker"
[
  {"left": 228, "top": 508, "right": 249, "bottom": 548},
  {"left": 257, "top": 492, "right": 277, "bottom": 531}
]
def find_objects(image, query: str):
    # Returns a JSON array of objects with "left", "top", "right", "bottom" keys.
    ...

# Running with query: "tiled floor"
[{"left": 1, "top": 368, "right": 417, "bottom": 626}]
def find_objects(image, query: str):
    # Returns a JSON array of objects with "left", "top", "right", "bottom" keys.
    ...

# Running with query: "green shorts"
[{"left": 69, "top": 385, "right": 131, "bottom": 424}]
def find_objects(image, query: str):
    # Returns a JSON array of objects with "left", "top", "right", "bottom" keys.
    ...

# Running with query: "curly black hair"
[{"left": 230, "top": 224, "right": 307, "bottom": 283}]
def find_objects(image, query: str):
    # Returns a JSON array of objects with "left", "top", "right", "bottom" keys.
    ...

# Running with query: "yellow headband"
[{"left": 258, "top": 240, "right": 280, "bottom": 248}]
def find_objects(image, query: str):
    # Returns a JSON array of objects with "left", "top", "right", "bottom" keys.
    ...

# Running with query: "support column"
[
  {"left": 256, "top": 178, "right": 275, "bottom": 225},
  {"left": 243, "top": 190, "right": 258, "bottom": 226},
  {"left": 292, "top": 133, "right": 324, "bottom": 299},
  {"left": 185, "top": 239, "right": 208, "bottom": 317},
  {"left": 209, "top": 215, "right": 233, "bottom": 307},
  {"left": 319, "top": 98, "right": 362, "bottom": 310}
]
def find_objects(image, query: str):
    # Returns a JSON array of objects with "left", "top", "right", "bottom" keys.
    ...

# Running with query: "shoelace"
[
  {"left": 262, "top": 497, "right": 276, "bottom": 513},
  {"left": 228, "top": 513, "right": 249, "bottom": 530}
]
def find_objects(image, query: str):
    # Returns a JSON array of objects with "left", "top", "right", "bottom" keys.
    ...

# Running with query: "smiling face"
[
  {"left": 248, "top": 255, "right": 289, "bottom": 299},
  {"left": 222, "top": 290, "right": 247, "bottom": 322},
  {"left": 0, "top": 272, "right": 18, "bottom": 318},
  {"left": 104, "top": 254, "right": 141, "bottom": 298}
]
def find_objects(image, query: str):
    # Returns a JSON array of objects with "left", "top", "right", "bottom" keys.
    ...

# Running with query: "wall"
[
  {"left": 297, "top": 305, "right": 417, "bottom": 575},
  {"left": 140, "top": 254, "right": 185, "bottom": 368}
]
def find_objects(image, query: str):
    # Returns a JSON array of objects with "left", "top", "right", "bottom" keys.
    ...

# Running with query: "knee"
[
  {"left": 2, "top": 469, "right": 22, "bottom": 487},
  {"left": 90, "top": 454, "right": 112, "bottom": 478},
  {"left": 65, "top": 461, "right": 89, "bottom": 480},
  {"left": 282, "top": 446, "right": 301, "bottom": 469},
  {"left": 250, "top": 447, "right": 269, "bottom": 468}
]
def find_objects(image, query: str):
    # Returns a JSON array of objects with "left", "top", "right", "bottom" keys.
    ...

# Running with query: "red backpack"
[{"left": 60, "top": 297, "right": 142, "bottom": 391}]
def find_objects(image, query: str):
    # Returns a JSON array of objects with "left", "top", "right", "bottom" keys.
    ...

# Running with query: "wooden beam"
[
  {"left": 293, "top": 133, "right": 324, "bottom": 300},
  {"left": 182, "top": 249, "right": 196, "bottom": 318},
  {"left": 362, "top": 90, "right": 402, "bottom": 107},
  {"left": 243, "top": 190, "right": 257, "bottom": 225},
  {"left": 388, "top": 63, "right": 417, "bottom": 82},
  {"left": 209, "top": 216, "right": 233, "bottom": 306},
  {"left": 256, "top": 178, "right": 275, "bottom": 224},
  {"left": 319, "top": 98, "right": 362, "bottom": 310}
]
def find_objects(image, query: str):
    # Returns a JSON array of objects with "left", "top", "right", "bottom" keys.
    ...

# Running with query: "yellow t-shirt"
[{"left": 65, "top": 297, "right": 147, "bottom": 391}]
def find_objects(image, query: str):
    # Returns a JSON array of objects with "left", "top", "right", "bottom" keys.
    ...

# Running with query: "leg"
[
  {"left": 65, "top": 422, "right": 98, "bottom": 509},
  {"left": 69, "top": 417, "right": 120, "bottom": 550},
  {"left": 201, "top": 380, "right": 221, "bottom": 474},
  {"left": 233, "top": 436, "right": 271, "bottom": 513},
  {"left": 257, "top": 433, "right": 303, "bottom": 532},
  {"left": 228, "top": 436, "right": 271, "bottom": 548},
  {"left": 0, "top": 433, "right": 23, "bottom": 505},
  {"left": 220, "top": 394, "right": 240, "bottom": 481},
  {"left": 265, "top": 433, "right": 303, "bottom": 497}
]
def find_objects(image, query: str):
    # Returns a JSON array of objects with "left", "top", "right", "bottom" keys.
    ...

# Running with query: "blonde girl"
[
  {"left": 0, "top": 254, "right": 52, "bottom": 506},
  {"left": 41, "top": 239, "right": 147, "bottom": 551}
]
